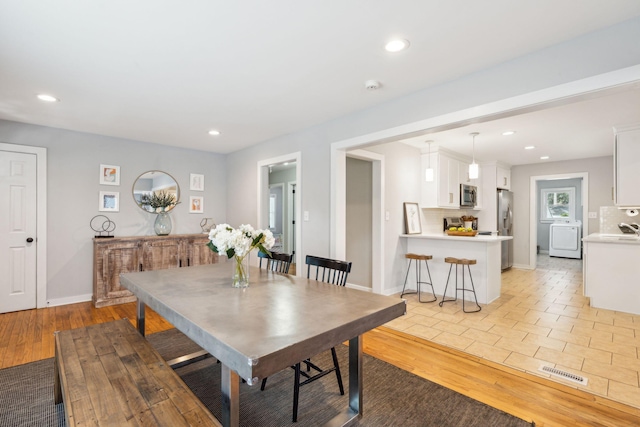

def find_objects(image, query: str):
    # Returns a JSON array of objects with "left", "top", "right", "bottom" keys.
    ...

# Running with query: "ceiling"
[
  {"left": 396, "top": 87, "right": 640, "bottom": 166},
  {"left": 2, "top": 1, "right": 640, "bottom": 158}
]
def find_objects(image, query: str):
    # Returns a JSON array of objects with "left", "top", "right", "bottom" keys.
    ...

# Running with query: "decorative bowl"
[{"left": 446, "top": 230, "right": 478, "bottom": 237}]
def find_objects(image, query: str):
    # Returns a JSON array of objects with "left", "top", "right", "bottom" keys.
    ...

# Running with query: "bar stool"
[
  {"left": 439, "top": 257, "right": 481, "bottom": 313},
  {"left": 400, "top": 253, "right": 436, "bottom": 303}
]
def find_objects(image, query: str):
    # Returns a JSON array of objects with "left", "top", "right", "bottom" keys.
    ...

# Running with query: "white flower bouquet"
[{"left": 207, "top": 224, "right": 275, "bottom": 287}]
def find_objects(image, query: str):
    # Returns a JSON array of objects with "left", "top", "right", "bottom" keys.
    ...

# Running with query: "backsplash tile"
[{"left": 599, "top": 206, "right": 640, "bottom": 234}]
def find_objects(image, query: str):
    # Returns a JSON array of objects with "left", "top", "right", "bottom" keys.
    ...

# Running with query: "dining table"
[{"left": 119, "top": 260, "right": 406, "bottom": 427}]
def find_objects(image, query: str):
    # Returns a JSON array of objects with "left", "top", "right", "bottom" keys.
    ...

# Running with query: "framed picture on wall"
[
  {"left": 190, "top": 173, "right": 205, "bottom": 191},
  {"left": 99, "top": 191, "right": 119, "bottom": 212},
  {"left": 99, "top": 164, "right": 120, "bottom": 186},
  {"left": 190, "top": 196, "right": 204, "bottom": 213},
  {"left": 403, "top": 202, "right": 421, "bottom": 234}
]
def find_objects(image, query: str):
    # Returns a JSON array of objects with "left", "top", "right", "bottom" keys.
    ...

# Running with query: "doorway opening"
[
  {"left": 257, "top": 152, "right": 302, "bottom": 272},
  {"left": 331, "top": 67, "right": 636, "bottom": 294},
  {"left": 530, "top": 173, "right": 588, "bottom": 269}
]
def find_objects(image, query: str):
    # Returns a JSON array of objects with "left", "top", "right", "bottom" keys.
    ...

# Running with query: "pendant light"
[
  {"left": 469, "top": 132, "right": 479, "bottom": 180},
  {"left": 425, "top": 140, "right": 434, "bottom": 182}
]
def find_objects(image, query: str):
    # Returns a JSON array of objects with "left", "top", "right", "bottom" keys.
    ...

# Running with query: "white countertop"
[
  {"left": 583, "top": 233, "right": 640, "bottom": 244},
  {"left": 401, "top": 233, "right": 512, "bottom": 242}
]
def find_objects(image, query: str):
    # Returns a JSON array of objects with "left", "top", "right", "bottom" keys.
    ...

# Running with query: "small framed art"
[
  {"left": 99, "top": 164, "right": 120, "bottom": 186},
  {"left": 403, "top": 202, "right": 421, "bottom": 234},
  {"left": 190, "top": 196, "right": 204, "bottom": 213},
  {"left": 190, "top": 173, "right": 204, "bottom": 191},
  {"left": 99, "top": 191, "right": 119, "bottom": 212}
]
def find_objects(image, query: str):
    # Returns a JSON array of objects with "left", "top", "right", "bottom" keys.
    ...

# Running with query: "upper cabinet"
[
  {"left": 422, "top": 151, "right": 456, "bottom": 208},
  {"left": 614, "top": 124, "right": 640, "bottom": 208},
  {"left": 496, "top": 166, "right": 511, "bottom": 190},
  {"left": 421, "top": 150, "right": 481, "bottom": 209}
]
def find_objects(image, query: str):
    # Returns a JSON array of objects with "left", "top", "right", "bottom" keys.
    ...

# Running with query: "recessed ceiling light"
[
  {"left": 385, "top": 39, "right": 410, "bottom": 52},
  {"left": 208, "top": 130, "right": 221, "bottom": 136},
  {"left": 502, "top": 131, "right": 516, "bottom": 136},
  {"left": 524, "top": 146, "right": 535, "bottom": 150},
  {"left": 37, "top": 94, "right": 59, "bottom": 102},
  {"left": 540, "top": 156, "right": 550, "bottom": 160}
]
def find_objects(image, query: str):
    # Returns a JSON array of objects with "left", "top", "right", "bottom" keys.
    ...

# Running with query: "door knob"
[{"left": 26, "top": 237, "right": 34, "bottom": 243}]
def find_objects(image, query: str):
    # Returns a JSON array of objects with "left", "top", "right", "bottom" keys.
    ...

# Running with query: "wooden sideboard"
[{"left": 93, "top": 234, "right": 218, "bottom": 307}]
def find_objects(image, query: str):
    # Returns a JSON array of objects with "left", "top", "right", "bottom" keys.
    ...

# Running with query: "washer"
[{"left": 549, "top": 220, "right": 582, "bottom": 259}]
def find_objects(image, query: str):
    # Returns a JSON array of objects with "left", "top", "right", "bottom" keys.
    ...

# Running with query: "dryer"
[{"left": 549, "top": 220, "right": 582, "bottom": 259}]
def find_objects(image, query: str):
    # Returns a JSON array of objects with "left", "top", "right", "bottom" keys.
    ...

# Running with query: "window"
[{"left": 541, "top": 187, "right": 575, "bottom": 222}]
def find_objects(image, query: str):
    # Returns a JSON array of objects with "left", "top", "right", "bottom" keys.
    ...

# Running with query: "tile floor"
[{"left": 385, "top": 255, "right": 640, "bottom": 409}]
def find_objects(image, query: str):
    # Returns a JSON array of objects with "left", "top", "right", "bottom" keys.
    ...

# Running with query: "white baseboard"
[
  {"left": 45, "top": 293, "right": 93, "bottom": 308},
  {"left": 346, "top": 283, "right": 372, "bottom": 292},
  {"left": 381, "top": 286, "right": 404, "bottom": 296},
  {"left": 512, "top": 263, "right": 534, "bottom": 270}
]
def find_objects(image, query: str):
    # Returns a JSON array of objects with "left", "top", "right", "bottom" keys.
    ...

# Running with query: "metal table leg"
[
  {"left": 136, "top": 300, "right": 146, "bottom": 336},
  {"left": 221, "top": 363, "right": 240, "bottom": 427},
  {"left": 326, "top": 335, "right": 363, "bottom": 426}
]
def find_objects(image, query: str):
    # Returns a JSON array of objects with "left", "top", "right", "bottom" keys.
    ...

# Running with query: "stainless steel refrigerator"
[{"left": 497, "top": 189, "right": 514, "bottom": 270}]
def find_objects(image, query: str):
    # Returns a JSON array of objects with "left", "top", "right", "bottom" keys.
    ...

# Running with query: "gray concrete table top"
[{"left": 120, "top": 261, "right": 406, "bottom": 383}]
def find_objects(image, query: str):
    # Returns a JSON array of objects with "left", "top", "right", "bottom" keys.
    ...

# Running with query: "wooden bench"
[{"left": 54, "top": 318, "right": 221, "bottom": 426}]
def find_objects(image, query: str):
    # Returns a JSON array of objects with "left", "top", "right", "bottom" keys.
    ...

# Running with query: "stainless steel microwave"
[{"left": 460, "top": 184, "right": 477, "bottom": 208}]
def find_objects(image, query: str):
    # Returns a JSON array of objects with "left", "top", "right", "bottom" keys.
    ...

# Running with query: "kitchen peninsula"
[
  {"left": 583, "top": 233, "right": 640, "bottom": 315},
  {"left": 400, "top": 233, "right": 513, "bottom": 304}
]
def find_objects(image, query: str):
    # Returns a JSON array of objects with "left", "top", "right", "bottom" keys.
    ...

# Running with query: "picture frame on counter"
[{"left": 403, "top": 202, "right": 421, "bottom": 234}]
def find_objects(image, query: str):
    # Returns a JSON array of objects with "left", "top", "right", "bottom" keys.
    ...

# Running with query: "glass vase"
[
  {"left": 154, "top": 211, "right": 172, "bottom": 236},
  {"left": 232, "top": 253, "right": 250, "bottom": 288}
]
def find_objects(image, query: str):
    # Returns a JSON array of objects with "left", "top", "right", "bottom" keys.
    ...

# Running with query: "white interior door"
[{"left": 0, "top": 151, "right": 37, "bottom": 313}]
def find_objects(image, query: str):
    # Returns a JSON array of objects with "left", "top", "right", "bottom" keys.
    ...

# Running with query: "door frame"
[
  {"left": 0, "top": 142, "right": 47, "bottom": 308},
  {"left": 529, "top": 172, "right": 588, "bottom": 269},
  {"left": 331, "top": 64, "right": 640, "bottom": 294},
  {"left": 344, "top": 150, "right": 384, "bottom": 293},
  {"left": 257, "top": 152, "right": 302, "bottom": 271},
  {"left": 286, "top": 181, "right": 296, "bottom": 255}
]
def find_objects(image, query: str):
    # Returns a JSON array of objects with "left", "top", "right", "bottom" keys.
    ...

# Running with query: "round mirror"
[{"left": 132, "top": 170, "right": 180, "bottom": 213}]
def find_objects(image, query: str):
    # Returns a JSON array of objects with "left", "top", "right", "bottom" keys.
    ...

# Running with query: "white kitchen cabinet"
[
  {"left": 496, "top": 166, "right": 511, "bottom": 190},
  {"left": 583, "top": 234, "right": 640, "bottom": 315},
  {"left": 614, "top": 124, "right": 640, "bottom": 207},
  {"left": 421, "top": 151, "right": 460, "bottom": 208}
]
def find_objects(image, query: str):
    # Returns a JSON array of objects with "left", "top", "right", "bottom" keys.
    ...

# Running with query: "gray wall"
[
  {"left": 346, "top": 157, "right": 372, "bottom": 288},
  {"left": 0, "top": 120, "right": 227, "bottom": 304},
  {"left": 536, "top": 178, "right": 584, "bottom": 251},
  {"left": 511, "top": 156, "right": 613, "bottom": 266},
  {"left": 3, "top": 16, "right": 640, "bottom": 303},
  {"left": 225, "top": 18, "right": 640, "bottom": 293}
]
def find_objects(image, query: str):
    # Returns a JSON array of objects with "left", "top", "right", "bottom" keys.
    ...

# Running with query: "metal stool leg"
[
  {"left": 419, "top": 258, "right": 436, "bottom": 302},
  {"left": 400, "top": 259, "right": 415, "bottom": 298},
  {"left": 439, "top": 264, "right": 456, "bottom": 307},
  {"left": 462, "top": 264, "right": 481, "bottom": 313}
]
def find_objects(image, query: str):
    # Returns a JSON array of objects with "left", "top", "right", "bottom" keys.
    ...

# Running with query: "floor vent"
[{"left": 539, "top": 365, "right": 588, "bottom": 386}]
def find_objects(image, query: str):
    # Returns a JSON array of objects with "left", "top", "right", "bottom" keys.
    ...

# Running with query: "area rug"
[{"left": 0, "top": 328, "right": 532, "bottom": 426}]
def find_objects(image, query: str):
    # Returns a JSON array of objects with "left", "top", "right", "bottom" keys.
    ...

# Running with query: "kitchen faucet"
[{"left": 619, "top": 222, "right": 640, "bottom": 236}]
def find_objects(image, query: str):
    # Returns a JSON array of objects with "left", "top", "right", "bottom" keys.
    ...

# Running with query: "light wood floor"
[
  {"left": 387, "top": 254, "right": 640, "bottom": 410},
  {"left": 1, "top": 300, "right": 640, "bottom": 425}
]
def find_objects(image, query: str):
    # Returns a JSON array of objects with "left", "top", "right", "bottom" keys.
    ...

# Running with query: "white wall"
[
  {"left": 2, "top": 16, "right": 640, "bottom": 304},
  {"left": 226, "top": 17, "right": 640, "bottom": 293},
  {"left": 0, "top": 120, "right": 227, "bottom": 305},
  {"left": 511, "top": 156, "right": 613, "bottom": 266}
]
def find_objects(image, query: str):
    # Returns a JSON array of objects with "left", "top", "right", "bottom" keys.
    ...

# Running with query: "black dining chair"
[
  {"left": 261, "top": 254, "right": 352, "bottom": 422},
  {"left": 258, "top": 250, "right": 293, "bottom": 273}
]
